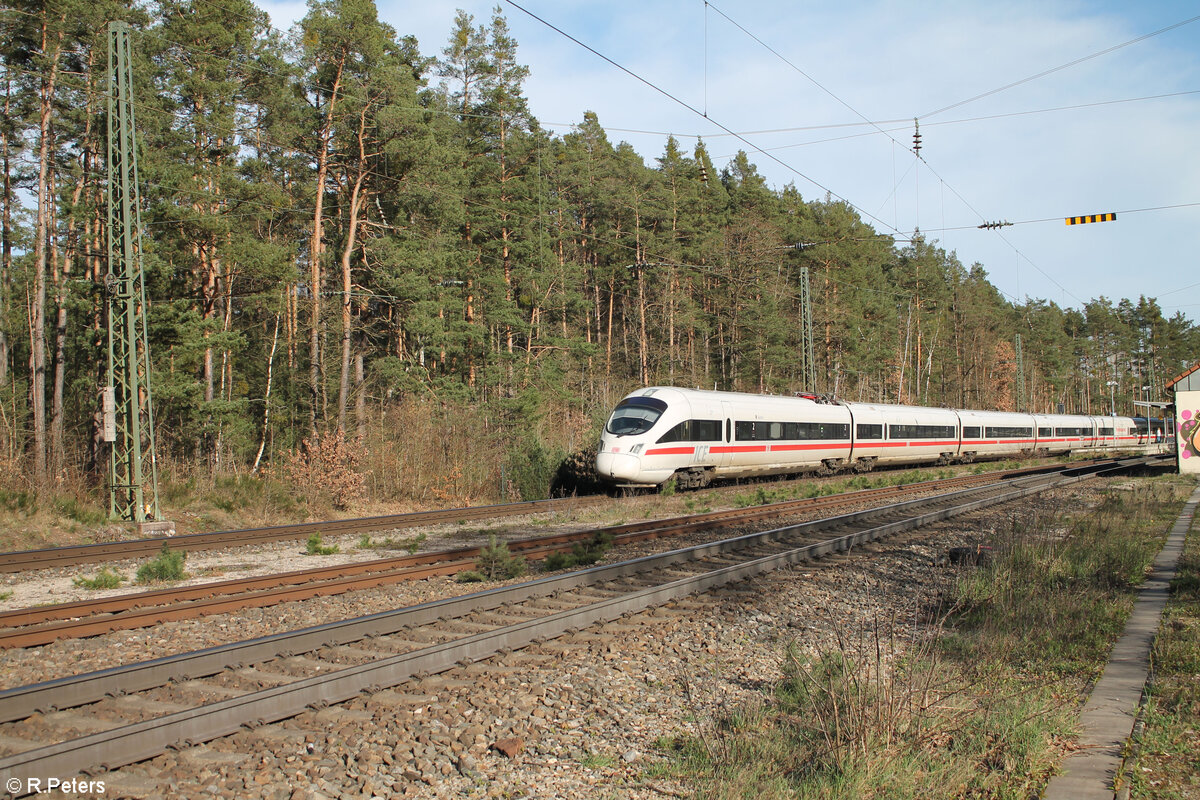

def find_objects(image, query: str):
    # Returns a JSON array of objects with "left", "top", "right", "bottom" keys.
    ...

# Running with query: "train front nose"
[{"left": 596, "top": 447, "right": 640, "bottom": 482}]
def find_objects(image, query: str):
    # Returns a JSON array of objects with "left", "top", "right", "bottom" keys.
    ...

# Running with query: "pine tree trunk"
[
  {"left": 31, "top": 22, "right": 63, "bottom": 483},
  {"left": 0, "top": 77, "right": 11, "bottom": 392},
  {"left": 51, "top": 64, "right": 95, "bottom": 476},
  {"left": 50, "top": 178, "right": 65, "bottom": 476},
  {"left": 252, "top": 310, "right": 281, "bottom": 474},
  {"left": 354, "top": 352, "right": 366, "bottom": 443},
  {"left": 309, "top": 58, "right": 344, "bottom": 436},
  {"left": 336, "top": 169, "right": 366, "bottom": 435}
]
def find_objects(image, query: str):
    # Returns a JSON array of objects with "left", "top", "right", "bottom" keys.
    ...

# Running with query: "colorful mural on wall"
[{"left": 1181, "top": 409, "right": 1198, "bottom": 461}]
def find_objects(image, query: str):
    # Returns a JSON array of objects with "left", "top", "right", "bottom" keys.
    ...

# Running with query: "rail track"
[
  {"left": 1, "top": 461, "right": 1084, "bottom": 648},
  {"left": 0, "top": 455, "right": 1163, "bottom": 795},
  {"left": 0, "top": 495, "right": 608, "bottom": 573},
  {"left": 0, "top": 457, "right": 1114, "bottom": 574}
]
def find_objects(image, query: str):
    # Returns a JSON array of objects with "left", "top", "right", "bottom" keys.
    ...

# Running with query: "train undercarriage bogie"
[
  {"left": 853, "top": 456, "right": 876, "bottom": 473},
  {"left": 816, "top": 458, "right": 847, "bottom": 476},
  {"left": 669, "top": 467, "right": 713, "bottom": 491}
]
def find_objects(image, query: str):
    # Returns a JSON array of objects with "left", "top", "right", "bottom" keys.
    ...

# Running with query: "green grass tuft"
[
  {"left": 135, "top": 543, "right": 187, "bottom": 584},
  {"left": 305, "top": 532, "right": 339, "bottom": 556},
  {"left": 74, "top": 567, "right": 127, "bottom": 590}
]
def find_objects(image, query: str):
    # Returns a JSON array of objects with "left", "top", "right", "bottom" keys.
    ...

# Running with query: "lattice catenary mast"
[
  {"left": 105, "top": 21, "right": 160, "bottom": 523},
  {"left": 799, "top": 266, "right": 816, "bottom": 392}
]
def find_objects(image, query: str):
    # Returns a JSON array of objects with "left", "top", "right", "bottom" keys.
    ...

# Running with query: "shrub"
[
  {"left": 543, "top": 531, "right": 614, "bottom": 571},
  {"left": 475, "top": 534, "right": 526, "bottom": 580},
  {"left": 53, "top": 497, "right": 106, "bottom": 526},
  {"left": 305, "top": 532, "right": 339, "bottom": 556},
  {"left": 0, "top": 487, "right": 36, "bottom": 515},
  {"left": 503, "top": 437, "right": 563, "bottom": 501},
  {"left": 135, "top": 543, "right": 187, "bottom": 584},
  {"left": 455, "top": 570, "right": 485, "bottom": 583},
  {"left": 279, "top": 431, "right": 365, "bottom": 510},
  {"left": 74, "top": 568, "right": 126, "bottom": 590},
  {"left": 550, "top": 447, "right": 606, "bottom": 497}
]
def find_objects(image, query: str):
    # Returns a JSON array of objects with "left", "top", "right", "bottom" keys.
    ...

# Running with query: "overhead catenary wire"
[
  {"left": 682, "top": 0, "right": 1128, "bottom": 305},
  {"left": 919, "top": 12, "right": 1200, "bottom": 119},
  {"left": 8, "top": 4, "right": 918, "bottom": 277},
  {"left": 499, "top": 0, "right": 904, "bottom": 238},
  {"left": 6, "top": 5, "right": 1195, "bottom": 313}
]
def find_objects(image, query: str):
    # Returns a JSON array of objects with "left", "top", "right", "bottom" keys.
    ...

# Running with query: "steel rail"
[
  {"left": 0, "top": 463, "right": 1107, "bottom": 722},
  {"left": 0, "top": 495, "right": 607, "bottom": 573},
  {"left": 0, "top": 459, "right": 1105, "bottom": 574},
  {"left": 0, "top": 463, "right": 1073, "bottom": 647},
  {"left": 0, "top": 458, "right": 1148, "bottom": 792}
]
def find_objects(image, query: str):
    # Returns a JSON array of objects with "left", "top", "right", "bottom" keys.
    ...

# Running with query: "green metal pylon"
[
  {"left": 1015, "top": 333, "right": 1026, "bottom": 413},
  {"left": 799, "top": 266, "right": 816, "bottom": 392},
  {"left": 106, "top": 21, "right": 159, "bottom": 522}
]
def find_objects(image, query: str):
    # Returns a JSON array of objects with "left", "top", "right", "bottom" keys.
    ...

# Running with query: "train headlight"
[{"left": 630, "top": 444, "right": 644, "bottom": 455}]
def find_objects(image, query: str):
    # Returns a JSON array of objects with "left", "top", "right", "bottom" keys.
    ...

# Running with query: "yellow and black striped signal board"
[{"left": 1065, "top": 212, "right": 1116, "bottom": 225}]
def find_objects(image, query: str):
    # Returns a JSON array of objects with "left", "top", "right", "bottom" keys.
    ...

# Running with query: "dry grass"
[
  {"left": 1128, "top": 496, "right": 1200, "bottom": 798},
  {"left": 652, "top": 478, "right": 1195, "bottom": 799},
  {"left": 0, "top": 396, "right": 603, "bottom": 550}
]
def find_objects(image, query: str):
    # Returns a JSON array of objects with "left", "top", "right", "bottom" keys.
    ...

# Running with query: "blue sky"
[{"left": 260, "top": 0, "right": 1200, "bottom": 321}]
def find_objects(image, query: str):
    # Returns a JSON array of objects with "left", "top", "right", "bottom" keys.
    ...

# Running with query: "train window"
[
  {"left": 657, "top": 419, "right": 722, "bottom": 443},
  {"left": 726, "top": 418, "right": 731, "bottom": 442},
  {"left": 962, "top": 426, "right": 981, "bottom": 439},
  {"left": 1055, "top": 426, "right": 1088, "bottom": 437},
  {"left": 606, "top": 396, "right": 668, "bottom": 436},
  {"left": 656, "top": 421, "right": 691, "bottom": 443},
  {"left": 736, "top": 420, "right": 848, "bottom": 441},
  {"left": 1038, "top": 427, "right": 1051, "bottom": 438},
  {"left": 985, "top": 426, "right": 1032, "bottom": 438},
  {"left": 856, "top": 424, "right": 883, "bottom": 440},
  {"left": 1098, "top": 427, "right": 1114, "bottom": 437},
  {"left": 787, "top": 421, "right": 849, "bottom": 440},
  {"left": 888, "top": 424, "right": 956, "bottom": 439}
]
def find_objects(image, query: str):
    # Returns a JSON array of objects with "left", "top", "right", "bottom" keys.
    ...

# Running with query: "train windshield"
[{"left": 606, "top": 396, "right": 668, "bottom": 436}]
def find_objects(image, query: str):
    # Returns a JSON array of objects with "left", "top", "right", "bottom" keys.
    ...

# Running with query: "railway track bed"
[
  {"left": 0, "top": 462, "right": 1081, "bottom": 653},
  {"left": 0, "top": 456, "right": 1163, "bottom": 797}
]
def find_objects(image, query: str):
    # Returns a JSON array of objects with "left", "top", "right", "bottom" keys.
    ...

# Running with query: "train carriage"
[
  {"left": 849, "top": 403, "right": 960, "bottom": 466},
  {"left": 597, "top": 387, "right": 1150, "bottom": 489},
  {"left": 956, "top": 409, "right": 1036, "bottom": 461}
]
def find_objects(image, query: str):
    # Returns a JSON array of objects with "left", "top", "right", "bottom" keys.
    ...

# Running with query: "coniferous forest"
[{"left": 2, "top": 0, "right": 1198, "bottom": 511}]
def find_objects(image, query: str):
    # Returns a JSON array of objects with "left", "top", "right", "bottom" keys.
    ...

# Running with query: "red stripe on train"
[
  {"left": 768, "top": 443, "right": 851, "bottom": 452},
  {"left": 644, "top": 447, "right": 696, "bottom": 456}
]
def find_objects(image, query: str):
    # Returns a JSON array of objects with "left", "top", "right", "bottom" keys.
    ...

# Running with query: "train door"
[{"left": 712, "top": 400, "right": 735, "bottom": 468}]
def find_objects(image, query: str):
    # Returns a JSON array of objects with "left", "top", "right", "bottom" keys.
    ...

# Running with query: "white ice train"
[{"left": 595, "top": 387, "right": 1148, "bottom": 489}]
